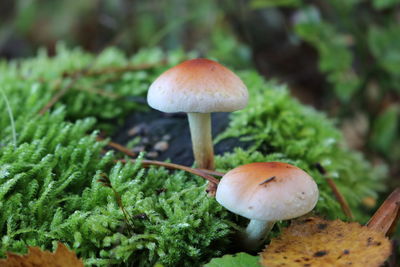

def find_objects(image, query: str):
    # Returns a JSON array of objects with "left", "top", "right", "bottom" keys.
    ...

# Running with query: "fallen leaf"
[
  {"left": 205, "top": 252, "right": 260, "bottom": 267},
  {"left": 260, "top": 217, "right": 391, "bottom": 267},
  {"left": 367, "top": 187, "right": 400, "bottom": 236},
  {"left": 0, "top": 242, "right": 84, "bottom": 267}
]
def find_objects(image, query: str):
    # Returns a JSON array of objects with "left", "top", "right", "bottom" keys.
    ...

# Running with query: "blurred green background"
[{"left": 0, "top": 0, "right": 399, "bottom": 190}]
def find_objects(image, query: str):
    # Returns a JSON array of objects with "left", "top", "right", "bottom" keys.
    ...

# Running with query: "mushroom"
[
  {"left": 147, "top": 58, "right": 248, "bottom": 193},
  {"left": 216, "top": 162, "right": 319, "bottom": 251}
]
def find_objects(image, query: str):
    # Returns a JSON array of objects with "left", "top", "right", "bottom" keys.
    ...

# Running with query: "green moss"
[
  {"left": 0, "top": 46, "right": 386, "bottom": 266},
  {"left": 0, "top": 109, "right": 230, "bottom": 266}
]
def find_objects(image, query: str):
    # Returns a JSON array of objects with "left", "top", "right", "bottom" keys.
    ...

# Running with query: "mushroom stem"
[
  {"left": 187, "top": 112, "right": 215, "bottom": 170},
  {"left": 242, "top": 219, "right": 275, "bottom": 251}
]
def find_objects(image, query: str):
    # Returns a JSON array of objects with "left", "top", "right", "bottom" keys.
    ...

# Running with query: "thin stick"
[
  {"left": 97, "top": 137, "right": 137, "bottom": 158},
  {"left": 82, "top": 62, "right": 166, "bottom": 76},
  {"left": 37, "top": 22, "right": 166, "bottom": 116},
  {"left": 88, "top": 61, "right": 166, "bottom": 87},
  {"left": 75, "top": 86, "right": 120, "bottom": 99},
  {"left": 315, "top": 163, "right": 354, "bottom": 220},
  {"left": 367, "top": 188, "right": 400, "bottom": 236},
  {"left": 98, "top": 137, "right": 221, "bottom": 192},
  {"left": 325, "top": 178, "right": 354, "bottom": 219},
  {"left": 97, "top": 137, "right": 223, "bottom": 180},
  {"left": 118, "top": 159, "right": 220, "bottom": 185},
  {"left": 39, "top": 70, "right": 87, "bottom": 115},
  {"left": 196, "top": 168, "right": 224, "bottom": 177},
  {"left": 98, "top": 174, "right": 135, "bottom": 235},
  {"left": 38, "top": 61, "right": 166, "bottom": 115}
]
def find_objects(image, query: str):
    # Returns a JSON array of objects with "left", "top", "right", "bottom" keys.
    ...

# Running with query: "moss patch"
[{"left": 0, "top": 47, "right": 385, "bottom": 266}]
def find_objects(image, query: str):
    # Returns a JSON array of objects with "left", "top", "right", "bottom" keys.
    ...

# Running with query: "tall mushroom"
[
  {"left": 216, "top": 162, "right": 319, "bottom": 251},
  {"left": 147, "top": 58, "right": 248, "bottom": 193}
]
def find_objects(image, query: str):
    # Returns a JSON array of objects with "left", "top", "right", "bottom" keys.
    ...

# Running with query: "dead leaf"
[
  {"left": 260, "top": 217, "right": 391, "bottom": 267},
  {"left": 367, "top": 187, "right": 400, "bottom": 236},
  {"left": 0, "top": 242, "right": 84, "bottom": 267}
]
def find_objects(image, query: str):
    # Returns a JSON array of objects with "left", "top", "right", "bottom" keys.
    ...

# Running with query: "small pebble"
[
  {"left": 141, "top": 137, "right": 150, "bottom": 144},
  {"left": 147, "top": 151, "right": 159, "bottom": 158},
  {"left": 162, "top": 134, "right": 171, "bottom": 141},
  {"left": 154, "top": 141, "right": 169, "bottom": 152},
  {"left": 132, "top": 146, "right": 145, "bottom": 153},
  {"left": 128, "top": 123, "right": 147, "bottom": 136}
]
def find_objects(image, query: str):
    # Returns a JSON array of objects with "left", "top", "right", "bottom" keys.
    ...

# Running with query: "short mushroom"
[
  {"left": 216, "top": 162, "right": 319, "bottom": 251},
  {"left": 147, "top": 58, "right": 248, "bottom": 193}
]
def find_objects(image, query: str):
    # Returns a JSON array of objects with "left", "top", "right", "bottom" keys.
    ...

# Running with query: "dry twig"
[
  {"left": 98, "top": 173, "right": 135, "bottom": 235},
  {"left": 98, "top": 138, "right": 221, "bottom": 186},
  {"left": 74, "top": 61, "right": 167, "bottom": 76},
  {"left": 97, "top": 137, "right": 137, "bottom": 158},
  {"left": 38, "top": 70, "right": 88, "bottom": 115},
  {"left": 315, "top": 163, "right": 354, "bottom": 220},
  {"left": 119, "top": 158, "right": 220, "bottom": 186}
]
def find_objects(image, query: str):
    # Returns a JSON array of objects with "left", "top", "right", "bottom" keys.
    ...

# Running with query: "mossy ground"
[{"left": 0, "top": 46, "right": 386, "bottom": 266}]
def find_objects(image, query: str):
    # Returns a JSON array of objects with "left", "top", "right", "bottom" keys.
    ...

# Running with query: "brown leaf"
[
  {"left": 367, "top": 187, "right": 400, "bottom": 236},
  {"left": 0, "top": 242, "right": 84, "bottom": 267},
  {"left": 260, "top": 217, "right": 391, "bottom": 267}
]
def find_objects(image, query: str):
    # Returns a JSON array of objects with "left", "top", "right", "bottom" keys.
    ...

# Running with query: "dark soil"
[{"left": 113, "top": 108, "right": 251, "bottom": 166}]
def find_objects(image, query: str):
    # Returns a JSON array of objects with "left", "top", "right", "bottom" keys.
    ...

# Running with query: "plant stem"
[
  {"left": 97, "top": 136, "right": 137, "bottom": 157},
  {"left": 196, "top": 168, "right": 224, "bottom": 177},
  {"left": 98, "top": 133, "right": 221, "bottom": 187},
  {"left": 98, "top": 134, "right": 221, "bottom": 193},
  {"left": 62, "top": 61, "right": 166, "bottom": 77},
  {"left": 326, "top": 178, "right": 353, "bottom": 219},
  {"left": 119, "top": 159, "right": 220, "bottom": 185},
  {"left": 0, "top": 88, "right": 17, "bottom": 148},
  {"left": 39, "top": 70, "right": 87, "bottom": 115},
  {"left": 98, "top": 174, "right": 135, "bottom": 235},
  {"left": 315, "top": 163, "right": 354, "bottom": 219},
  {"left": 242, "top": 219, "right": 275, "bottom": 251}
]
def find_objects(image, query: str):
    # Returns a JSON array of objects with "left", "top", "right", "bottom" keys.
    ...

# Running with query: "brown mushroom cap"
[
  {"left": 216, "top": 162, "right": 319, "bottom": 221},
  {"left": 147, "top": 58, "right": 248, "bottom": 113}
]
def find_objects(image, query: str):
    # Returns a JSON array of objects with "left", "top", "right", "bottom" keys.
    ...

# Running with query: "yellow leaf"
[
  {"left": 260, "top": 217, "right": 391, "bottom": 267},
  {"left": 0, "top": 242, "right": 84, "bottom": 267}
]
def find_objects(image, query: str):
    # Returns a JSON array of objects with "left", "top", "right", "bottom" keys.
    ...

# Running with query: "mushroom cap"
[
  {"left": 147, "top": 58, "right": 248, "bottom": 113},
  {"left": 216, "top": 162, "right": 319, "bottom": 221}
]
